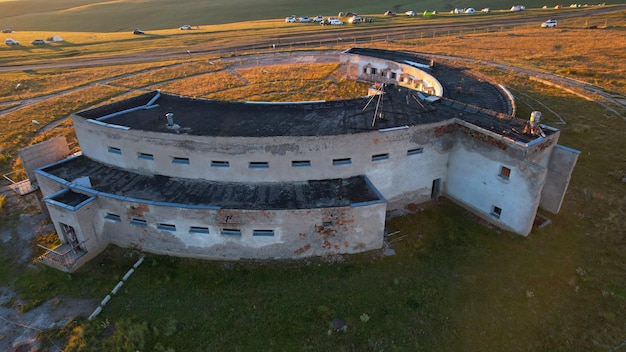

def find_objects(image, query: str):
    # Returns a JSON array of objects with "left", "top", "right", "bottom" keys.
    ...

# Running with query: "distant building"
[{"left": 33, "top": 48, "right": 578, "bottom": 272}]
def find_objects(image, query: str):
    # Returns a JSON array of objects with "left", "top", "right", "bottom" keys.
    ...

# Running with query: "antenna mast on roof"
[{"left": 362, "top": 83, "right": 385, "bottom": 127}]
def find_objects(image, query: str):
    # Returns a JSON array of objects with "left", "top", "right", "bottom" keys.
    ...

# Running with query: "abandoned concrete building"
[{"left": 32, "top": 47, "right": 579, "bottom": 271}]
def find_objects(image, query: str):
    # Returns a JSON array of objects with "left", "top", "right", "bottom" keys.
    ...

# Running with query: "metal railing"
[{"left": 38, "top": 242, "right": 86, "bottom": 269}]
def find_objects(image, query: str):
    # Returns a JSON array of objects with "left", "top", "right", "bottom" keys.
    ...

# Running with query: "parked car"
[
  {"left": 312, "top": 15, "right": 324, "bottom": 22},
  {"left": 298, "top": 16, "right": 311, "bottom": 23},
  {"left": 329, "top": 19, "right": 343, "bottom": 25},
  {"left": 348, "top": 15, "right": 361, "bottom": 23},
  {"left": 285, "top": 15, "right": 296, "bottom": 23},
  {"left": 465, "top": 8, "right": 476, "bottom": 14},
  {"left": 31, "top": 39, "right": 46, "bottom": 45},
  {"left": 180, "top": 25, "right": 192, "bottom": 30},
  {"left": 481, "top": 8, "right": 491, "bottom": 13},
  {"left": 133, "top": 28, "right": 145, "bottom": 35},
  {"left": 2, "top": 28, "right": 12, "bottom": 33},
  {"left": 541, "top": 19, "right": 558, "bottom": 28},
  {"left": 405, "top": 10, "right": 417, "bottom": 16},
  {"left": 384, "top": 11, "right": 396, "bottom": 16},
  {"left": 5, "top": 38, "right": 19, "bottom": 45}
]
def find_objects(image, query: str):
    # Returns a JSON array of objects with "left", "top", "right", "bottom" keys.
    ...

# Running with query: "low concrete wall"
[{"left": 540, "top": 144, "right": 580, "bottom": 213}]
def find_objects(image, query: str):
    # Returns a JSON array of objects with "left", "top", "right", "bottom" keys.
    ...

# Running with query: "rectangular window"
[
  {"left": 407, "top": 148, "right": 424, "bottom": 156},
  {"left": 249, "top": 162, "right": 269, "bottom": 169},
  {"left": 211, "top": 160, "right": 230, "bottom": 168},
  {"left": 138, "top": 153, "right": 154, "bottom": 161},
  {"left": 332, "top": 158, "right": 352, "bottom": 166},
  {"left": 190, "top": 226, "right": 210, "bottom": 234},
  {"left": 322, "top": 221, "right": 333, "bottom": 227},
  {"left": 391, "top": 72, "right": 397, "bottom": 80},
  {"left": 104, "top": 213, "right": 121, "bottom": 222},
  {"left": 221, "top": 228, "right": 242, "bottom": 236},
  {"left": 371, "top": 153, "right": 389, "bottom": 162},
  {"left": 172, "top": 157, "right": 190, "bottom": 165},
  {"left": 363, "top": 67, "right": 368, "bottom": 74},
  {"left": 499, "top": 166, "right": 511, "bottom": 180},
  {"left": 253, "top": 230, "right": 275, "bottom": 237},
  {"left": 108, "top": 147, "right": 121, "bottom": 155},
  {"left": 491, "top": 206, "right": 502, "bottom": 219},
  {"left": 130, "top": 218, "right": 147, "bottom": 227},
  {"left": 371, "top": 68, "right": 377, "bottom": 75},
  {"left": 157, "top": 223, "right": 176, "bottom": 231},
  {"left": 292, "top": 160, "right": 311, "bottom": 167}
]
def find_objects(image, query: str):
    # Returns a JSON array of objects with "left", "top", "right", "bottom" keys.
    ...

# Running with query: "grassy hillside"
[
  {"left": 0, "top": 6, "right": 625, "bottom": 351},
  {"left": 0, "top": 0, "right": 624, "bottom": 31}
]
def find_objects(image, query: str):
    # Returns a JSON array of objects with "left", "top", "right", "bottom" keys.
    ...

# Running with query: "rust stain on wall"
[
  {"left": 434, "top": 124, "right": 455, "bottom": 137},
  {"left": 315, "top": 225, "right": 336, "bottom": 237},
  {"left": 294, "top": 243, "right": 311, "bottom": 255},
  {"left": 458, "top": 125, "right": 508, "bottom": 150},
  {"left": 128, "top": 203, "right": 150, "bottom": 217}
]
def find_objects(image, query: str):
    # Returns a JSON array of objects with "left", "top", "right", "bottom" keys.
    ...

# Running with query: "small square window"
[
  {"left": 138, "top": 153, "right": 154, "bottom": 160},
  {"left": 491, "top": 206, "right": 502, "bottom": 219},
  {"left": 130, "top": 218, "right": 147, "bottom": 227},
  {"left": 190, "top": 226, "right": 210, "bottom": 234},
  {"left": 407, "top": 148, "right": 424, "bottom": 156},
  {"left": 172, "top": 157, "right": 190, "bottom": 165},
  {"left": 332, "top": 158, "right": 351, "bottom": 166},
  {"left": 371, "top": 153, "right": 389, "bottom": 162},
  {"left": 221, "top": 228, "right": 241, "bottom": 236},
  {"left": 292, "top": 160, "right": 311, "bottom": 167},
  {"left": 499, "top": 166, "right": 511, "bottom": 180},
  {"left": 249, "top": 161, "right": 269, "bottom": 169},
  {"left": 211, "top": 160, "right": 230, "bottom": 168},
  {"left": 253, "top": 230, "right": 275, "bottom": 237},
  {"left": 108, "top": 147, "right": 121, "bottom": 155},
  {"left": 104, "top": 213, "right": 121, "bottom": 222},
  {"left": 391, "top": 72, "right": 397, "bottom": 80},
  {"left": 157, "top": 223, "right": 176, "bottom": 231}
]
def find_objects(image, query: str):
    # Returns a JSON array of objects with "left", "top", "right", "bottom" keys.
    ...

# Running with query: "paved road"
[{"left": 1, "top": 5, "right": 625, "bottom": 73}]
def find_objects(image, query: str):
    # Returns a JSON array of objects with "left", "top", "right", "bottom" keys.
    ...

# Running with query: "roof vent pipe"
[
  {"left": 146, "top": 90, "right": 161, "bottom": 107},
  {"left": 530, "top": 111, "right": 542, "bottom": 127}
]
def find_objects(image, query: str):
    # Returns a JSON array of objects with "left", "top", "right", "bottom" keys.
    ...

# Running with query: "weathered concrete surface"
[
  {"left": 540, "top": 144, "right": 581, "bottom": 213},
  {"left": 18, "top": 137, "right": 70, "bottom": 182}
]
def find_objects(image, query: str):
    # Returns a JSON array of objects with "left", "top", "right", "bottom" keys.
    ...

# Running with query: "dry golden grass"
[
  {"left": 158, "top": 71, "right": 245, "bottom": 97},
  {"left": 0, "top": 61, "right": 179, "bottom": 103},
  {"left": 206, "top": 63, "right": 370, "bottom": 101},
  {"left": 236, "top": 63, "right": 340, "bottom": 84},
  {"left": 0, "top": 11, "right": 625, "bottom": 351},
  {"left": 1, "top": 85, "right": 126, "bottom": 159},
  {"left": 108, "top": 60, "right": 231, "bottom": 89},
  {"left": 390, "top": 17, "right": 626, "bottom": 95}
]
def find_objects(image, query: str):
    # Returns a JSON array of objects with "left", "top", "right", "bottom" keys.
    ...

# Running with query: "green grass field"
[
  {"left": 1, "top": 0, "right": 624, "bottom": 31},
  {"left": 0, "top": 5, "right": 625, "bottom": 352}
]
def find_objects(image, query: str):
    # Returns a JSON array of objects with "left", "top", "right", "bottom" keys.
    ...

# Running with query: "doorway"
[
  {"left": 431, "top": 178, "right": 441, "bottom": 201},
  {"left": 61, "top": 223, "right": 79, "bottom": 247}
]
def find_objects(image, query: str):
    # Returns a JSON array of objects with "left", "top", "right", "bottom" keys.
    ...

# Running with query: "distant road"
[{"left": 1, "top": 5, "right": 625, "bottom": 73}]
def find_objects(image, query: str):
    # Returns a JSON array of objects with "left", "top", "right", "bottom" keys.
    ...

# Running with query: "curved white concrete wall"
[
  {"left": 43, "top": 191, "right": 385, "bottom": 261},
  {"left": 341, "top": 53, "right": 444, "bottom": 96},
  {"left": 73, "top": 115, "right": 453, "bottom": 206}
]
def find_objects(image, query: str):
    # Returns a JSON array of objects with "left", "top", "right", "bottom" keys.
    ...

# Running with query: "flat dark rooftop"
[
  {"left": 51, "top": 189, "right": 91, "bottom": 207},
  {"left": 41, "top": 156, "right": 382, "bottom": 210},
  {"left": 76, "top": 48, "right": 550, "bottom": 144}
]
